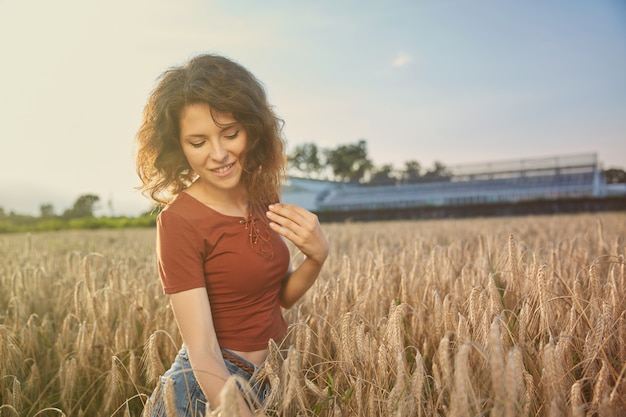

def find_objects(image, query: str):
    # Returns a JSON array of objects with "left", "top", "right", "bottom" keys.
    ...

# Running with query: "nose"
[{"left": 210, "top": 139, "right": 228, "bottom": 162}]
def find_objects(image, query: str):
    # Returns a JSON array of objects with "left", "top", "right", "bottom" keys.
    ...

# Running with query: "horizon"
[{"left": 2, "top": 150, "right": 621, "bottom": 217}]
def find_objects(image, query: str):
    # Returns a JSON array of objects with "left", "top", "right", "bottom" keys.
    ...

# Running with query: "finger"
[
  {"left": 267, "top": 208, "right": 328, "bottom": 263},
  {"left": 267, "top": 203, "right": 310, "bottom": 227},
  {"left": 268, "top": 220, "right": 301, "bottom": 242},
  {"left": 267, "top": 212, "right": 319, "bottom": 247},
  {"left": 267, "top": 205, "right": 314, "bottom": 233},
  {"left": 267, "top": 212, "right": 310, "bottom": 240}
]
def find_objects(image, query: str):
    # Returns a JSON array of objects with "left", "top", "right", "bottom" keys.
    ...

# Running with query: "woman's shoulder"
[
  {"left": 158, "top": 192, "right": 235, "bottom": 232},
  {"left": 160, "top": 192, "right": 206, "bottom": 215},
  {"left": 157, "top": 193, "right": 201, "bottom": 225}
]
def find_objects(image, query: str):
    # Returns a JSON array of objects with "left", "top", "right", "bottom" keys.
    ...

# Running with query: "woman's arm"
[
  {"left": 266, "top": 203, "right": 329, "bottom": 309},
  {"left": 169, "top": 288, "right": 254, "bottom": 416}
]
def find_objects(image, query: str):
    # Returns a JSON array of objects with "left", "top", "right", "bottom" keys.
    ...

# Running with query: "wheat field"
[{"left": 0, "top": 212, "right": 624, "bottom": 416}]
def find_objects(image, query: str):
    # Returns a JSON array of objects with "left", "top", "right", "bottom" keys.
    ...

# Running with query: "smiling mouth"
[{"left": 212, "top": 162, "right": 235, "bottom": 174}]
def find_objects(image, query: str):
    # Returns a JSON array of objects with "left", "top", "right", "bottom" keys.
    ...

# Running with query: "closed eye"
[
  {"left": 224, "top": 130, "right": 239, "bottom": 140},
  {"left": 190, "top": 141, "right": 205, "bottom": 148}
]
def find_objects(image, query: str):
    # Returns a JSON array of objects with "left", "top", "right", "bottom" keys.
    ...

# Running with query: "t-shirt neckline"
[{"left": 179, "top": 191, "right": 251, "bottom": 220}]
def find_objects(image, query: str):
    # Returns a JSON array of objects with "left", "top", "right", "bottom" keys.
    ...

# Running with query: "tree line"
[
  {"left": 288, "top": 140, "right": 451, "bottom": 184},
  {"left": 289, "top": 139, "right": 626, "bottom": 186},
  {"left": 1, "top": 140, "right": 624, "bottom": 232},
  {"left": 0, "top": 194, "right": 155, "bottom": 233},
  {"left": 0, "top": 194, "right": 102, "bottom": 220}
]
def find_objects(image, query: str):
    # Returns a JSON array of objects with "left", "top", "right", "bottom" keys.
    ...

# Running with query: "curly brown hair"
[{"left": 135, "top": 54, "right": 286, "bottom": 206}]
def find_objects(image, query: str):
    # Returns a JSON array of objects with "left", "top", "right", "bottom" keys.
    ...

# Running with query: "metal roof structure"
[{"left": 313, "top": 153, "right": 607, "bottom": 212}]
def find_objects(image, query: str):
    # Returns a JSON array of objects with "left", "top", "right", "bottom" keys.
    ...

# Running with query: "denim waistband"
[{"left": 145, "top": 346, "right": 271, "bottom": 416}]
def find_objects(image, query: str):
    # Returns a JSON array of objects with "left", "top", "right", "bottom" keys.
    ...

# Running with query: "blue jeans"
[{"left": 144, "top": 347, "right": 271, "bottom": 417}]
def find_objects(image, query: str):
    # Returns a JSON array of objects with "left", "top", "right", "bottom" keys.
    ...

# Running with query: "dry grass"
[{"left": 0, "top": 212, "right": 625, "bottom": 416}]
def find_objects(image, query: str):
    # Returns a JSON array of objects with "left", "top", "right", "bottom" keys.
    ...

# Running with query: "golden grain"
[
  {"left": 281, "top": 345, "right": 307, "bottom": 412},
  {"left": 536, "top": 264, "right": 551, "bottom": 338},
  {"left": 162, "top": 376, "right": 177, "bottom": 417},
  {"left": 523, "top": 370, "right": 534, "bottom": 417},
  {"left": 592, "top": 359, "right": 610, "bottom": 410},
  {"left": 437, "top": 331, "right": 453, "bottom": 395},
  {"left": 489, "top": 316, "right": 506, "bottom": 414},
  {"left": 570, "top": 380, "right": 585, "bottom": 417},
  {"left": 0, "top": 213, "right": 624, "bottom": 416},
  {"left": 104, "top": 356, "right": 123, "bottom": 412},
  {"left": 59, "top": 357, "right": 77, "bottom": 409},
  {"left": 142, "top": 332, "right": 163, "bottom": 386},
  {"left": 449, "top": 342, "right": 470, "bottom": 417},
  {"left": 409, "top": 350, "right": 425, "bottom": 417},
  {"left": 507, "top": 234, "right": 520, "bottom": 285},
  {"left": 486, "top": 275, "right": 501, "bottom": 318}
]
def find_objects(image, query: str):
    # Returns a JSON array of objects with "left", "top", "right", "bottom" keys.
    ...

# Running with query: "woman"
[{"left": 136, "top": 54, "right": 328, "bottom": 416}]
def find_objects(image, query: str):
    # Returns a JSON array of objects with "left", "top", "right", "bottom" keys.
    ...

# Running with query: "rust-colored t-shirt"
[{"left": 156, "top": 192, "right": 290, "bottom": 351}]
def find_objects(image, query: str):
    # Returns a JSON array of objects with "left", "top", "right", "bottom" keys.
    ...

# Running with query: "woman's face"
[{"left": 179, "top": 103, "right": 248, "bottom": 195}]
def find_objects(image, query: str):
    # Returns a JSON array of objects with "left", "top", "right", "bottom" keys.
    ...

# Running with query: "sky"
[{"left": 1, "top": 0, "right": 625, "bottom": 216}]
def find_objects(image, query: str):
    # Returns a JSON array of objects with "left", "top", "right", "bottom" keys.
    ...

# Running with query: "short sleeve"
[{"left": 156, "top": 210, "right": 206, "bottom": 294}]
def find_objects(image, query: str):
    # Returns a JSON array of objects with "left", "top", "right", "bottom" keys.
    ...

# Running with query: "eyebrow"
[
  {"left": 182, "top": 123, "right": 240, "bottom": 140},
  {"left": 182, "top": 134, "right": 208, "bottom": 140},
  {"left": 216, "top": 122, "right": 239, "bottom": 130}
]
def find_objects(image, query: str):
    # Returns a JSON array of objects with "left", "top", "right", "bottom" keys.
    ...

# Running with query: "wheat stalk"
[
  {"left": 262, "top": 339, "right": 282, "bottom": 408},
  {"left": 508, "top": 234, "right": 520, "bottom": 286},
  {"left": 504, "top": 347, "right": 523, "bottom": 417},
  {"left": 487, "top": 275, "right": 502, "bottom": 318},
  {"left": 339, "top": 312, "right": 354, "bottom": 373},
  {"left": 8, "top": 375, "right": 22, "bottom": 413},
  {"left": 162, "top": 376, "right": 177, "bottom": 417},
  {"left": 104, "top": 356, "right": 123, "bottom": 412},
  {"left": 387, "top": 348, "right": 411, "bottom": 417},
  {"left": 542, "top": 340, "right": 566, "bottom": 414},
  {"left": 592, "top": 359, "right": 610, "bottom": 410},
  {"left": 467, "top": 286, "right": 482, "bottom": 332},
  {"left": 449, "top": 342, "right": 470, "bottom": 417},
  {"left": 570, "top": 380, "right": 585, "bottom": 417},
  {"left": 60, "top": 357, "right": 77, "bottom": 409},
  {"left": 142, "top": 332, "right": 164, "bottom": 385},
  {"left": 282, "top": 345, "right": 306, "bottom": 412},
  {"left": 522, "top": 370, "right": 534, "bottom": 417},
  {"left": 0, "top": 325, "right": 20, "bottom": 384},
  {"left": 409, "top": 350, "right": 425, "bottom": 417},
  {"left": 456, "top": 313, "right": 470, "bottom": 344},
  {"left": 437, "top": 331, "right": 453, "bottom": 397},
  {"left": 25, "top": 361, "right": 40, "bottom": 398},
  {"left": 489, "top": 316, "right": 505, "bottom": 415},
  {"left": 536, "top": 265, "right": 551, "bottom": 338}
]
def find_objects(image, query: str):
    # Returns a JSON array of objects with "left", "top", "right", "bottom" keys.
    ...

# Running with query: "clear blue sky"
[{"left": 1, "top": 0, "right": 625, "bottom": 216}]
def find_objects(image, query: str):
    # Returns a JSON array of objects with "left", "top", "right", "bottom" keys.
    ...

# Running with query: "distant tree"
[
  {"left": 107, "top": 198, "right": 115, "bottom": 217},
  {"left": 141, "top": 204, "right": 164, "bottom": 217},
  {"left": 370, "top": 163, "right": 398, "bottom": 185},
  {"left": 422, "top": 160, "right": 452, "bottom": 182},
  {"left": 288, "top": 142, "right": 323, "bottom": 178},
  {"left": 324, "top": 139, "right": 373, "bottom": 183},
  {"left": 402, "top": 160, "right": 422, "bottom": 184},
  {"left": 63, "top": 194, "right": 100, "bottom": 218},
  {"left": 40, "top": 203, "right": 55, "bottom": 218},
  {"left": 603, "top": 168, "right": 626, "bottom": 184}
]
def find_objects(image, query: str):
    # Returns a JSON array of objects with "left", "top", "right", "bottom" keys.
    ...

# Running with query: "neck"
[{"left": 187, "top": 181, "right": 248, "bottom": 217}]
